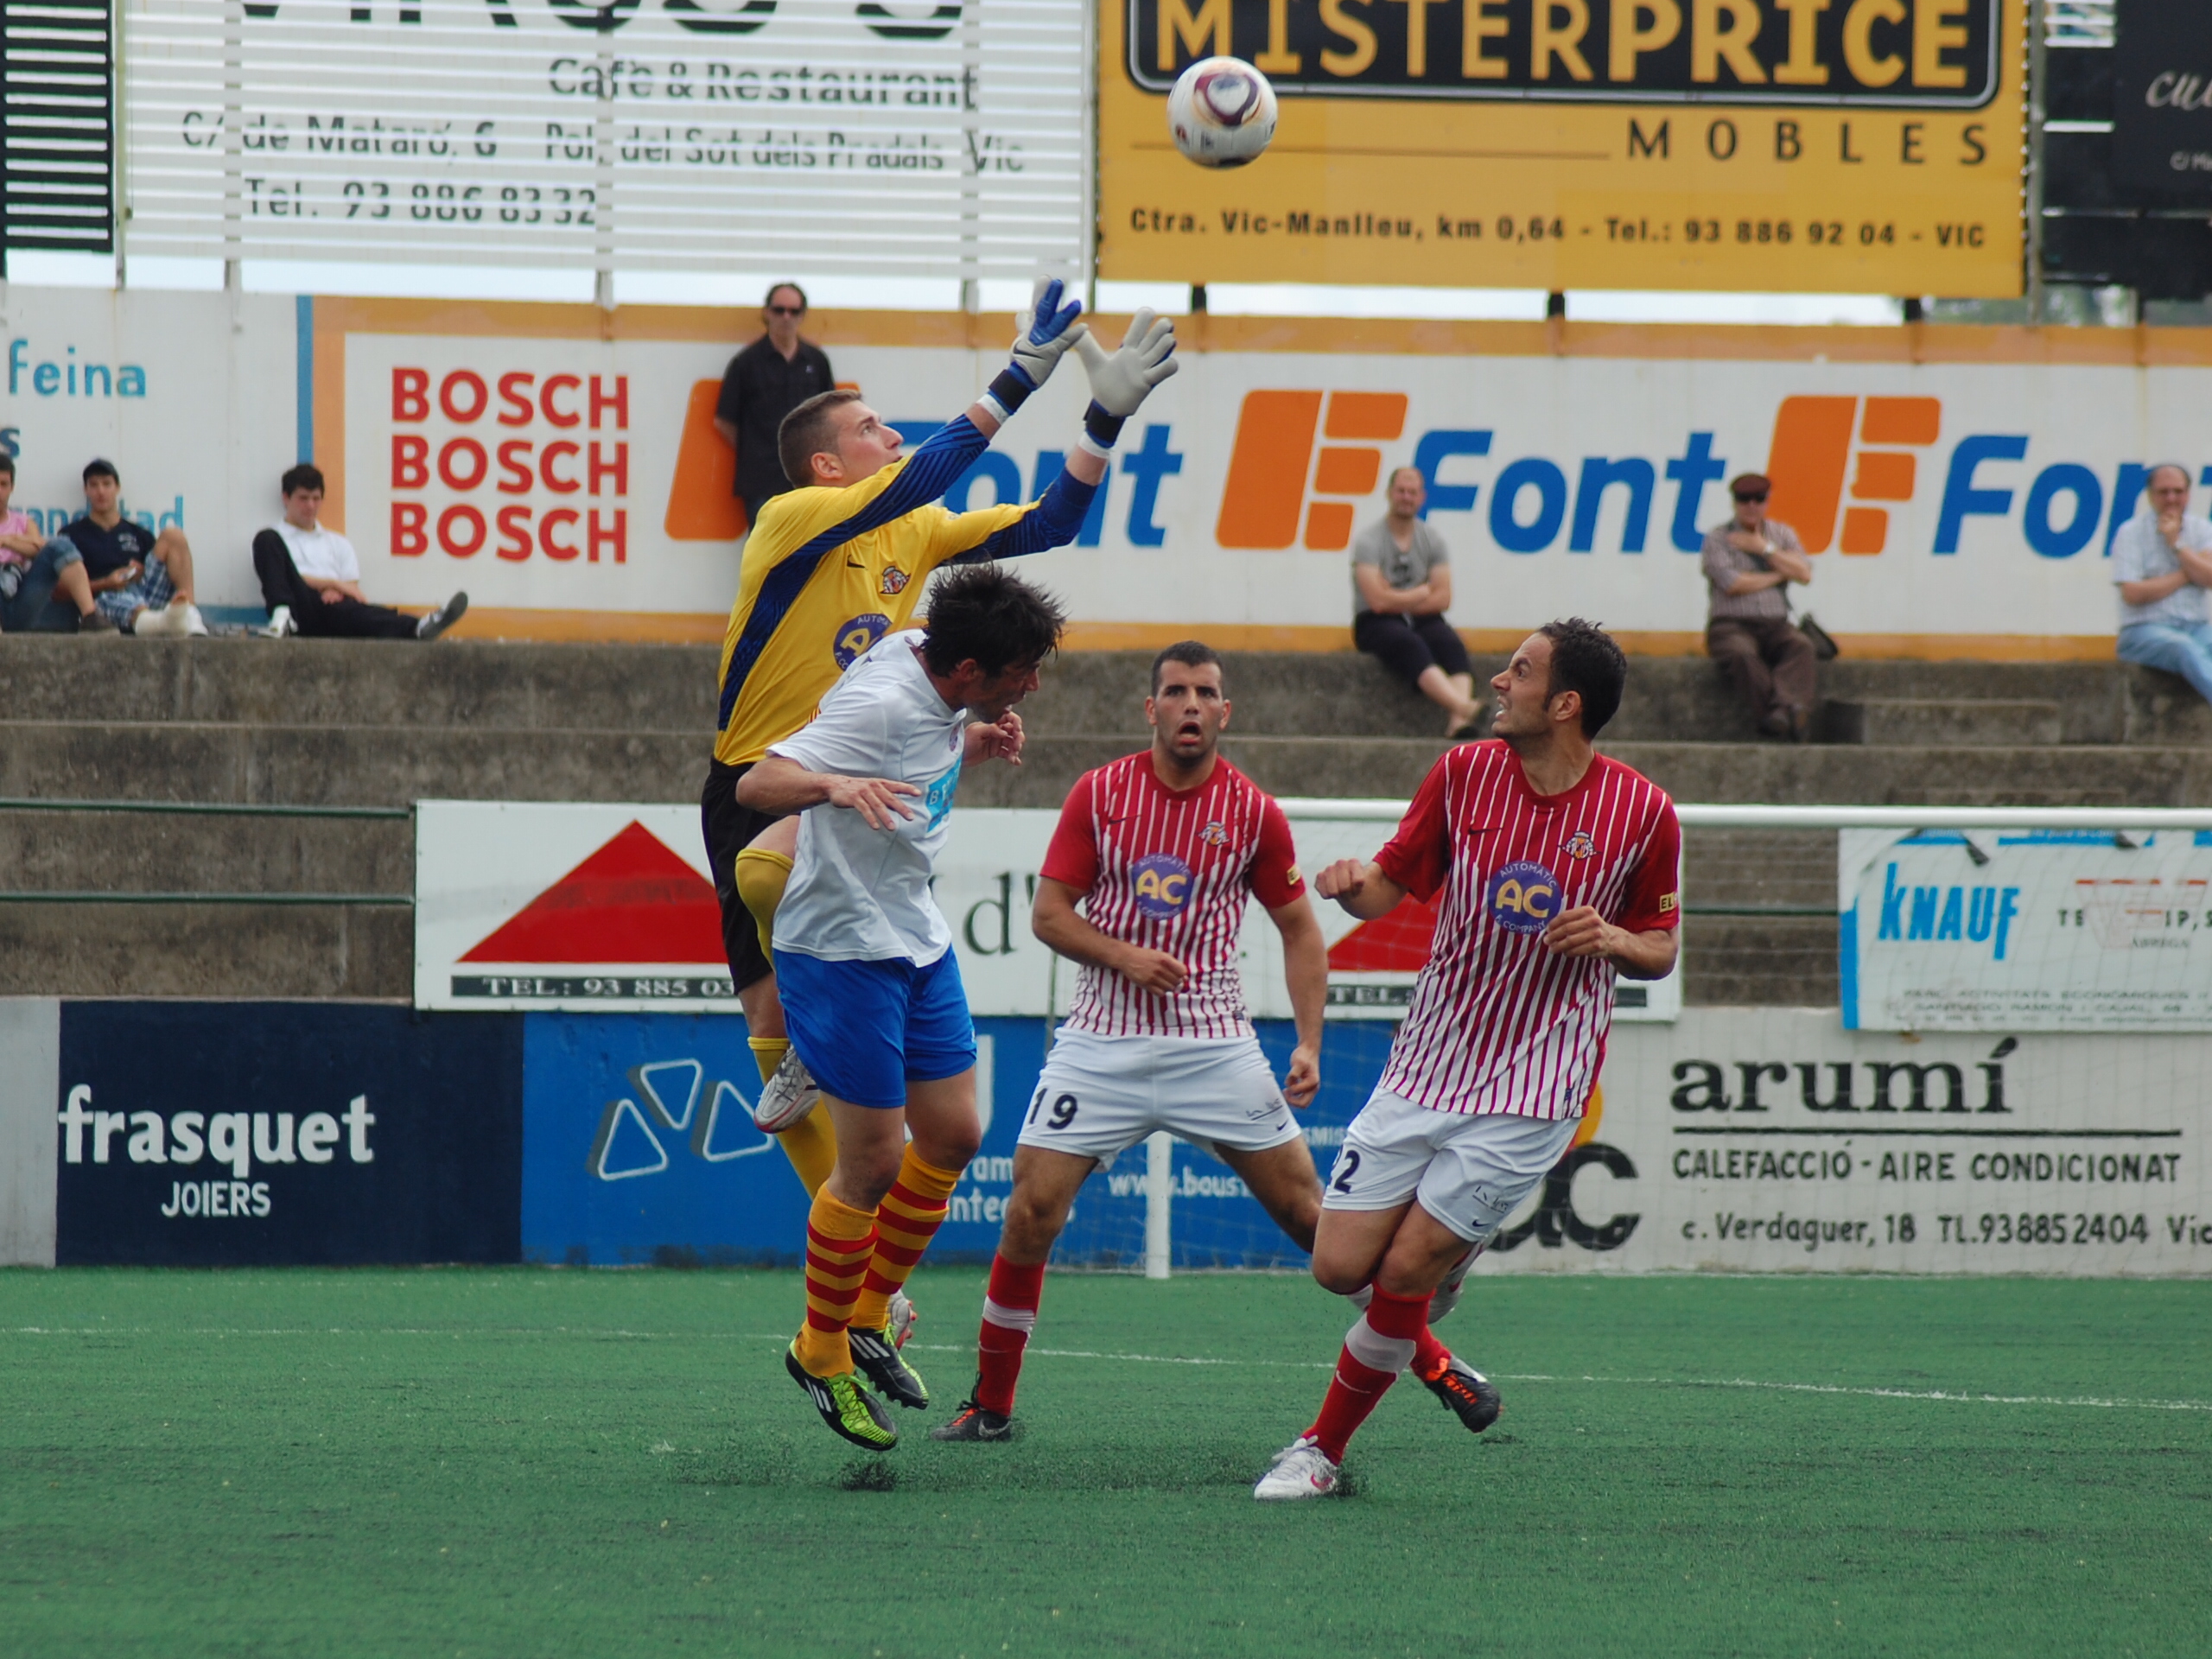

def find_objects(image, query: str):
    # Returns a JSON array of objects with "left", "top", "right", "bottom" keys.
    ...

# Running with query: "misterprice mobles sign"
[{"left": 1101, "top": 0, "right": 2026, "bottom": 293}]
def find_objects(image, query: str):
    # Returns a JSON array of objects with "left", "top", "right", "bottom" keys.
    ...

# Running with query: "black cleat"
[
  {"left": 929, "top": 1400, "right": 1015, "bottom": 1442},
  {"left": 786, "top": 1344, "right": 898, "bottom": 1449},
  {"left": 1422, "top": 1354, "right": 1503, "bottom": 1434},
  {"left": 848, "top": 1324, "right": 930, "bottom": 1410}
]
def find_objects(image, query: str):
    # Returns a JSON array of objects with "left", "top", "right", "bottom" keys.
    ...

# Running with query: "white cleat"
[
  {"left": 1253, "top": 1435, "right": 1340, "bottom": 1501},
  {"left": 887, "top": 1287, "right": 918, "bottom": 1351},
  {"left": 752, "top": 1046, "right": 822, "bottom": 1133}
]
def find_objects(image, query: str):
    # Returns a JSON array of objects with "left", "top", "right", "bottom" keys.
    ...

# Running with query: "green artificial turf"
[{"left": 3, "top": 1268, "right": 2209, "bottom": 1658}]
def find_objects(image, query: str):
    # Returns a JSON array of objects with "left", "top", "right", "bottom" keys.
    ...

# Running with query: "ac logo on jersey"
[
  {"left": 833, "top": 613, "right": 891, "bottom": 668},
  {"left": 1562, "top": 830, "right": 1597, "bottom": 861},
  {"left": 1131, "top": 853, "right": 1193, "bottom": 919},
  {"left": 1487, "top": 860, "right": 1561, "bottom": 935},
  {"left": 880, "top": 566, "right": 909, "bottom": 597}
]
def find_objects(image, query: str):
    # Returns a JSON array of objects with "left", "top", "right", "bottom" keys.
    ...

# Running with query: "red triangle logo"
[
  {"left": 1325, "top": 893, "right": 1440, "bottom": 973},
  {"left": 461, "top": 821, "right": 728, "bottom": 965}
]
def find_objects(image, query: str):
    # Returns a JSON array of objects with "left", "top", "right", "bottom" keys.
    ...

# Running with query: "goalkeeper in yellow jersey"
[{"left": 700, "top": 277, "right": 1179, "bottom": 1293}]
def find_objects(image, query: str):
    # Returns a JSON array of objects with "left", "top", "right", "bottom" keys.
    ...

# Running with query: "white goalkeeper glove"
[
  {"left": 981, "top": 276, "right": 1087, "bottom": 422},
  {"left": 1074, "top": 308, "right": 1179, "bottom": 416}
]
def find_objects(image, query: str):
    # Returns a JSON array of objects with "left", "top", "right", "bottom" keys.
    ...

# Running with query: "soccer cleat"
[
  {"left": 847, "top": 1323, "right": 929, "bottom": 1409},
  {"left": 887, "top": 1287, "right": 918, "bottom": 1351},
  {"left": 1421, "top": 1354, "right": 1503, "bottom": 1434},
  {"left": 1253, "top": 1435, "right": 1339, "bottom": 1501},
  {"left": 753, "top": 1046, "right": 821, "bottom": 1134},
  {"left": 786, "top": 1343, "right": 898, "bottom": 1449},
  {"left": 929, "top": 1400, "right": 1014, "bottom": 1443}
]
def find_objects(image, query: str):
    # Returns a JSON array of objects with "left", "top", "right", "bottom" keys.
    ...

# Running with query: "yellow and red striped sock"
[
  {"left": 849, "top": 1148, "right": 961, "bottom": 1332},
  {"left": 794, "top": 1188, "right": 876, "bottom": 1378}
]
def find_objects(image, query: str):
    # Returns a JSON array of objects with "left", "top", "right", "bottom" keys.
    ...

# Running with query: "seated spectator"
[
  {"left": 1702, "top": 472, "right": 1816, "bottom": 741},
  {"left": 2112, "top": 463, "right": 2212, "bottom": 702},
  {"left": 0, "top": 453, "right": 112, "bottom": 633},
  {"left": 251, "top": 464, "right": 467, "bottom": 640},
  {"left": 57, "top": 458, "right": 205, "bottom": 637},
  {"left": 1351, "top": 467, "right": 1482, "bottom": 738}
]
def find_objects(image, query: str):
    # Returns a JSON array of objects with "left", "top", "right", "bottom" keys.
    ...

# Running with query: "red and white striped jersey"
[
  {"left": 1374, "top": 741, "right": 1680, "bottom": 1120},
  {"left": 1040, "top": 753, "right": 1306, "bottom": 1039}
]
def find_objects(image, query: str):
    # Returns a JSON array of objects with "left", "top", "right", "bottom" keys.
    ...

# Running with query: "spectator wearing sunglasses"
[
  {"left": 1701, "top": 472, "right": 1817, "bottom": 741},
  {"left": 715, "top": 283, "right": 836, "bottom": 528}
]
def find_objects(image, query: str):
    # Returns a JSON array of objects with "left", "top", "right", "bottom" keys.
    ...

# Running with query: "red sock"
[
  {"left": 1306, "top": 1287, "right": 1432, "bottom": 1462},
  {"left": 974, "top": 1254, "right": 1046, "bottom": 1416},
  {"left": 1412, "top": 1325, "right": 1452, "bottom": 1381}
]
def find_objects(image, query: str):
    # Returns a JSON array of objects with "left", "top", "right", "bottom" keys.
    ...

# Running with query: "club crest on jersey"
[
  {"left": 833, "top": 613, "right": 891, "bottom": 668},
  {"left": 1131, "top": 853, "right": 1193, "bottom": 919},
  {"left": 1487, "top": 860, "right": 1561, "bottom": 935},
  {"left": 879, "top": 566, "right": 909, "bottom": 597},
  {"left": 1199, "top": 820, "right": 1229, "bottom": 847},
  {"left": 1562, "top": 830, "right": 1597, "bottom": 861}
]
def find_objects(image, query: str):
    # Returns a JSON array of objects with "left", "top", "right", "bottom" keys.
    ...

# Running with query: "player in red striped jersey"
[
  {"left": 1255, "top": 620, "right": 1681, "bottom": 1499},
  {"left": 932, "top": 641, "right": 1331, "bottom": 1442}
]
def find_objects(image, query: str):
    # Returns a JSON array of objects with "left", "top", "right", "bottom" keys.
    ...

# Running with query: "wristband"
[
  {"left": 982, "top": 365, "right": 1035, "bottom": 423},
  {"left": 1077, "top": 400, "right": 1126, "bottom": 458}
]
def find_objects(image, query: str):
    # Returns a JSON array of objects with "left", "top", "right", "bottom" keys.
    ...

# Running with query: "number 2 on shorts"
[
  {"left": 1027, "top": 1089, "right": 1079, "bottom": 1130},
  {"left": 1330, "top": 1147, "right": 1363, "bottom": 1193}
]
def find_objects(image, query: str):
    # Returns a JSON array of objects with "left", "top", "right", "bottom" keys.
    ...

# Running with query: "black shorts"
[
  {"left": 700, "top": 759, "right": 790, "bottom": 993},
  {"left": 1354, "top": 610, "right": 1472, "bottom": 687}
]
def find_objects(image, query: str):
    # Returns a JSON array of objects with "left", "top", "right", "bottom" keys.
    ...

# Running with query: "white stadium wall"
[{"left": 4, "top": 288, "right": 2212, "bottom": 653}]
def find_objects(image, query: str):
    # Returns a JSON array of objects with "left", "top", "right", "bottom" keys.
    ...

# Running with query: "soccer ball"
[{"left": 1166, "top": 57, "right": 1278, "bottom": 169}]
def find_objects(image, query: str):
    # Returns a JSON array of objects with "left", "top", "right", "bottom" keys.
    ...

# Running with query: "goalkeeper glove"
[
  {"left": 981, "top": 276, "right": 1087, "bottom": 423},
  {"left": 1072, "top": 309, "right": 1179, "bottom": 457}
]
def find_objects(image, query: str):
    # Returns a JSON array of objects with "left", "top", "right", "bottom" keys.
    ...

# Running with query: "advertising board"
[
  {"left": 1100, "top": 0, "right": 2026, "bottom": 294},
  {"left": 52, "top": 1003, "right": 523, "bottom": 1267},
  {"left": 121, "top": 0, "right": 1084, "bottom": 278},
  {"left": 416, "top": 801, "right": 1682, "bottom": 1020},
  {"left": 1840, "top": 827, "right": 2212, "bottom": 1032},
  {"left": 9, "top": 285, "right": 2212, "bottom": 654}
]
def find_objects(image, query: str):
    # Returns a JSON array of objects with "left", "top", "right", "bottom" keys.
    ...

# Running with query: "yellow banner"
[{"left": 1100, "top": 0, "right": 2025, "bottom": 295}]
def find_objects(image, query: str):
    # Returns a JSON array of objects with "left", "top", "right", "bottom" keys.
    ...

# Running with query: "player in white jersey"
[
  {"left": 1255, "top": 620, "right": 1682, "bottom": 1499},
  {"left": 930, "top": 644, "right": 1323, "bottom": 1439},
  {"left": 736, "top": 564, "right": 1065, "bottom": 1451}
]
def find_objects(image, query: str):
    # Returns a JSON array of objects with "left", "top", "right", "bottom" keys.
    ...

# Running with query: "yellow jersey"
[{"left": 712, "top": 416, "right": 1087, "bottom": 768}]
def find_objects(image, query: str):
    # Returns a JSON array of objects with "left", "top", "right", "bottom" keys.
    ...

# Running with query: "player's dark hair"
[
  {"left": 0, "top": 452, "right": 14, "bottom": 479},
  {"left": 921, "top": 564, "right": 1066, "bottom": 679},
  {"left": 1150, "top": 639, "right": 1222, "bottom": 695},
  {"left": 282, "top": 463, "right": 325, "bottom": 496},
  {"left": 1539, "top": 617, "right": 1627, "bottom": 737},
  {"left": 779, "top": 388, "right": 864, "bottom": 488},
  {"left": 82, "top": 458, "right": 118, "bottom": 484}
]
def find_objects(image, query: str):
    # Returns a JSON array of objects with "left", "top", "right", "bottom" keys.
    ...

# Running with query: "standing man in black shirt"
[{"left": 715, "top": 283, "right": 835, "bottom": 531}]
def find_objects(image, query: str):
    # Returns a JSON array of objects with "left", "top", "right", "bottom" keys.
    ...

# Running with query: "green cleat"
[
  {"left": 786, "top": 1344, "right": 898, "bottom": 1449},
  {"left": 848, "top": 1323, "right": 930, "bottom": 1409}
]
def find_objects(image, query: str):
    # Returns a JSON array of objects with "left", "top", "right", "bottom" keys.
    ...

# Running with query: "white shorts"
[
  {"left": 1014, "top": 1028, "right": 1304, "bottom": 1163},
  {"left": 1320, "top": 1089, "right": 1580, "bottom": 1244}
]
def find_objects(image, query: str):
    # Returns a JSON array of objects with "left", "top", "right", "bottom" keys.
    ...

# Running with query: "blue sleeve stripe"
[
  {"left": 950, "top": 469, "right": 1098, "bottom": 567},
  {"left": 716, "top": 416, "right": 995, "bottom": 733}
]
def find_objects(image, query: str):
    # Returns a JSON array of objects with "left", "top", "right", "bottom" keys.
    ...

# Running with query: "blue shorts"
[{"left": 774, "top": 948, "right": 976, "bottom": 1109}]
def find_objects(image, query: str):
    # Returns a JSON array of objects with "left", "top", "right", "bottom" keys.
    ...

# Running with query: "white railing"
[{"left": 1279, "top": 800, "right": 2212, "bottom": 832}]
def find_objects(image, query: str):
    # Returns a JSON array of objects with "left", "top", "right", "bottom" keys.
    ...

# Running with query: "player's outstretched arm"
[
  {"left": 1313, "top": 857, "right": 1407, "bottom": 921},
  {"left": 1032, "top": 876, "right": 1186, "bottom": 995},
  {"left": 1542, "top": 907, "right": 1679, "bottom": 979},
  {"left": 736, "top": 754, "right": 920, "bottom": 830},
  {"left": 1267, "top": 895, "right": 1326, "bottom": 1107}
]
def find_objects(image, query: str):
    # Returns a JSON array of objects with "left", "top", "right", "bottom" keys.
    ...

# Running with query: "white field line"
[{"left": 9, "top": 1325, "right": 2210, "bottom": 1414}]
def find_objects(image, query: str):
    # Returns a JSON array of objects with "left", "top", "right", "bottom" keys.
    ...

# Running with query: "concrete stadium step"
[
  {"left": 0, "top": 902, "right": 409, "bottom": 998},
  {"left": 1816, "top": 698, "right": 2064, "bottom": 747},
  {"left": 0, "top": 807, "right": 411, "bottom": 893},
  {"left": 6, "top": 637, "right": 2209, "bottom": 747}
]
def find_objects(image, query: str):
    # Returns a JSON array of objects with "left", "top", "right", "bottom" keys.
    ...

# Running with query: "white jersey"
[
  {"left": 272, "top": 520, "right": 361, "bottom": 582},
  {"left": 769, "top": 629, "right": 964, "bottom": 966}
]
